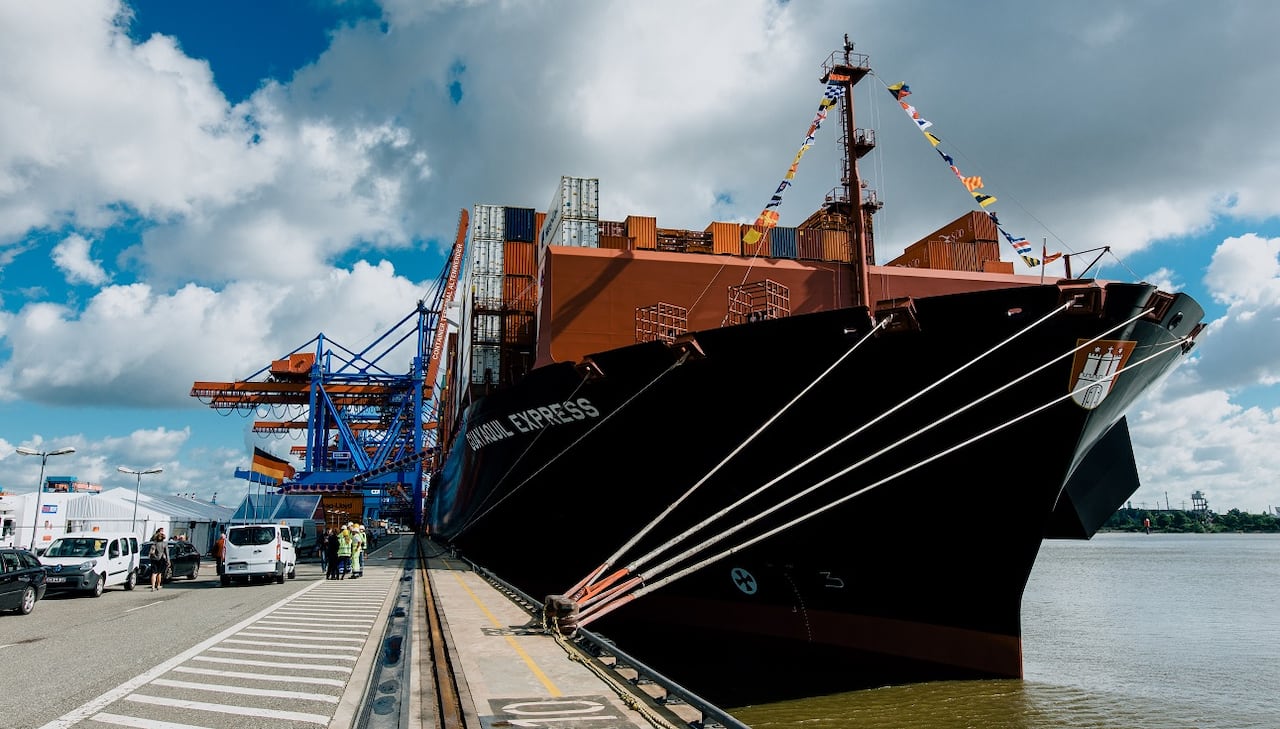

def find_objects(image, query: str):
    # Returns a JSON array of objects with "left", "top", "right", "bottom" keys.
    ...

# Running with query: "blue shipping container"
[
  {"left": 504, "top": 207, "right": 537, "bottom": 243},
  {"left": 771, "top": 226, "right": 798, "bottom": 259}
]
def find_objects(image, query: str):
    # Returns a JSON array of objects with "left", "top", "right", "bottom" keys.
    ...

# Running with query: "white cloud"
[{"left": 52, "top": 233, "right": 111, "bottom": 286}]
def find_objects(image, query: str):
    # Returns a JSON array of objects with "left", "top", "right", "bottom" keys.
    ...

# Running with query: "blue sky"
[{"left": 1, "top": 0, "right": 1278, "bottom": 515}]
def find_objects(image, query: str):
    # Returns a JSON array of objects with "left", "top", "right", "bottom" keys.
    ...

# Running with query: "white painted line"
[
  {"left": 189, "top": 656, "right": 351, "bottom": 673},
  {"left": 222, "top": 639, "right": 360, "bottom": 651},
  {"left": 150, "top": 678, "right": 339, "bottom": 703},
  {"left": 172, "top": 666, "right": 345, "bottom": 687},
  {"left": 36, "top": 578, "right": 327, "bottom": 729},
  {"left": 236, "top": 626, "right": 367, "bottom": 636},
  {"left": 89, "top": 712, "right": 212, "bottom": 728},
  {"left": 206, "top": 646, "right": 357, "bottom": 661},
  {"left": 234, "top": 631, "right": 364, "bottom": 643},
  {"left": 123, "top": 694, "right": 330, "bottom": 724},
  {"left": 123, "top": 601, "right": 164, "bottom": 613}
]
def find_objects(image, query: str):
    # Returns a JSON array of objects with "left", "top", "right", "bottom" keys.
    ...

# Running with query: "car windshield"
[
  {"left": 44, "top": 538, "right": 106, "bottom": 558},
  {"left": 228, "top": 527, "right": 275, "bottom": 546}
]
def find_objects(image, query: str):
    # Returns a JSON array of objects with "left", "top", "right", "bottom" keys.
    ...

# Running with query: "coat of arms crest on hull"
[{"left": 1069, "top": 340, "right": 1135, "bottom": 409}]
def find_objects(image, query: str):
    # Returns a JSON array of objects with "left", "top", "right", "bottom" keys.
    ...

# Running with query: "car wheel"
[
  {"left": 89, "top": 573, "right": 104, "bottom": 598},
  {"left": 124, "top": 570, "right": 136, "bottom": 591},
  {"left": 220, "top": 574, "right": 231, "bottom": 587},
  {"left": 287, "top": 564, "right": 296, "bottom": 580},
  {"left": 190, "top": 562, "right": 199, "bottom": 580},
  {"left": 17, "top": 585, "right": 36, "bottom": 615},
  {"left": 275, "top": 568, "right": 285, "bottom": 584}
]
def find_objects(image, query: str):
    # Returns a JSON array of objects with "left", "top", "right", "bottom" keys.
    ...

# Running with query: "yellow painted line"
[{"left": 451, "top": 571, "right": 562, "bottom": 697}]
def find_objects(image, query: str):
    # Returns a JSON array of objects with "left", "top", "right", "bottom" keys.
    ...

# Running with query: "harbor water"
[{"left": 730, "top": 533, "right": 1280, "bottom": 729}]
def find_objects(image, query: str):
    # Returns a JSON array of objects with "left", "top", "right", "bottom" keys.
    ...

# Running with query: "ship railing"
[{"left": 452, "top": 549, "right": 750, "bottom": 729}]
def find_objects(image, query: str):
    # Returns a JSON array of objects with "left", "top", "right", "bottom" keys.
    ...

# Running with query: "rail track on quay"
[{"left": 413, "top": 536, "right": 749, "bottom": 729}]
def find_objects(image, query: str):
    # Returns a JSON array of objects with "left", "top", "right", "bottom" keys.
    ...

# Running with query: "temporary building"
[{"left": 96, "top": 488, "right": 234, "bottom": 554}]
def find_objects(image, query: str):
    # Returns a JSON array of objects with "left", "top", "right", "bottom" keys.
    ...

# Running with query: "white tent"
[
  {"left": 97, "top": 488, "right": 234, "bottom": 554},
  {"left": 1, "top": 492, "right": 97, "bottom": 551}
]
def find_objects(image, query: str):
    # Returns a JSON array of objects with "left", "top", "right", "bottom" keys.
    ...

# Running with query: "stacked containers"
[
  {"left": 540, "top": 176, "right": 600, "bottom": 255},
  {"left": 627, "top": 215, "right": 657, "bottom": 249},
  {"left": 705, "top": 222, "right": 741, "bottom": 255},
  {"left": 770, "top": 226, "right": 798, "bottom": 259},
  {"left": 469, "top": 204, "right": 505, "bottom": 385}
]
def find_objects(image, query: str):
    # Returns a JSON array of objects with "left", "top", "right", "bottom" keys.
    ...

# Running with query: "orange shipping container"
[
  {"left": 534, "top": 211, "right": 546, "bottom": 246},
  {"left": 820, "top": 229, "right": 850, "bottom": 262},
  {"left": 503, "top": 274, "right": 537, "bottom": 311},
  {"left": 504, "top": 241, "right": 536, "bottom": 277},
  {"left": 740, "top": 224, "right": 772, "bottom": 257},
  {"left": 598, "top": 235, "right": 630, "bottom": 250},
  {"left": 705, "top": 221, "right": 741, "bottom": 255},
  {"left": 626, "top": 215, "right": 657, "bottom": 249},
  {"left": 504, "top": 313, "right": 536, "bottom": 345},
  {"left": 797, "top": 228, "right": 824, "bottom": 259}
]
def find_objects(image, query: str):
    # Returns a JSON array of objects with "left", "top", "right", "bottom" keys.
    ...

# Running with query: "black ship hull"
[{"left": 428, "top": 281, "right": 1203, "bottom": 706}]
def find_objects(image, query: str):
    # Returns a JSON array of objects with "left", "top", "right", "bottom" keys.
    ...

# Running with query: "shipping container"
[
  {"left": 771, "top": 226, "right": 798, "bottom": 258},
  {"left": 471, "top": 273, "right": 503, "bottom": 309},
  {"left": 541, "top": 176, "right": 599, "bottom": 246},
  {"left": 472, "top": 313, "right": 502, "bottom": 345},
  {"left": 741, "top": 224, "right": 772, "bottom": 257},
  {"left": 599, "top": 235, "right": 630, "bottom": 250},
  {"left": 543, "top": 217, "right": 600, "bottom": 249},
  {"left": 797, "top": 228, "right": 824, "bottom": 260},
  {"left": 598, "top": 220, "right": 626, "bottom": 237},
  {"left": 626, "top": 215, "right": 657, "bottom": 249},
  {"left": 473, "top": 204, "right": 506, "bottom": 241},
  {"left": 885, "top": 238, "right": 1004, "bottom": 271},
  {"left": 471, "top": 236, "right": 503, "bottom": 276},
  {"left": 820, "top": 229, "right": 850, "bottom": 262},
  {"left": 503, "top": 274, "right": 537, "bottom": 311},
  {"left": 705, "top": 221, "right": 741, "bottom": 255},
  {"left": 504, "top": 207, "right": 537, "bottom": 242},
  {"left": 503, "top": 313, "right": 536, "bottom": 345},
  {"left": 535, "top": 211, "right": 546, "bottom": 245},
  {"left": 504, "top": 241, "right": 536, "bottom": 277},
  {"left": 469, "top": 344, "right": 501, "bottom": 385}
]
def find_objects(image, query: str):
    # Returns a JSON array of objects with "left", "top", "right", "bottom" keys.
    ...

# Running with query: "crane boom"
[{"left": 425, "top": 209, "right": 468, "bottom": 400}]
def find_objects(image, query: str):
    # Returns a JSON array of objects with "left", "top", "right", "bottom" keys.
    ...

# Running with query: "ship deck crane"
[{"left": 190, "top": 209, "right": 469, "bottom": 529}]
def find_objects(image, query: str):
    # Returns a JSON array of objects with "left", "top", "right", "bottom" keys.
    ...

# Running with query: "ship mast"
[{"left": 822, "top": 35, "right": 877, "bottom": 309}]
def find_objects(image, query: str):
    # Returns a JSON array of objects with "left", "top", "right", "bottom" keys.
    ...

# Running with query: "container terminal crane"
[{"left": 189, "top": 210, "right": 468, "bottom": 530}]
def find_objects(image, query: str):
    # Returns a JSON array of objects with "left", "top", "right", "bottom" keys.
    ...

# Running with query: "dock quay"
[{"left": 375, "top": 536, "right": 748, "bottom": 729}]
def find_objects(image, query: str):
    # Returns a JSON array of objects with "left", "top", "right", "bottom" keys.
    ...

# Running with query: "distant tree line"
[{"left": 1104, "top": 507, "right": 1280, "bottom": 534}]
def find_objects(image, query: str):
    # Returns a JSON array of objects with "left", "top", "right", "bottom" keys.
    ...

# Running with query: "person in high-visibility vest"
[
  {"left": 350, "top": 524, "right": 365, "bottom": 578},
  {"left": 337, "top": 525, "right": 353, "bottom": 579}
]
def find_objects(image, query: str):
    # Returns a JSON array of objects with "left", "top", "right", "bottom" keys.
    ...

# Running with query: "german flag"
[{"left": 252, "top": 447, "right": 296, "bottom": 483}]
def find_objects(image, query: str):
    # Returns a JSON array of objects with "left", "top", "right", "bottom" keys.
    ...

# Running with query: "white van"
[
  {"left": 40, "top": 532, "right": 141, "bottom": 597},
  {"left": 221, "top": 523, "right": 296, "bottom": 586}
]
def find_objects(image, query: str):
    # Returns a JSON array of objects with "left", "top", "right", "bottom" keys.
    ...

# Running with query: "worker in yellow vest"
[
  {"left": 337, "top": 525, "right": 353, "bottom": 579},
  {"left": 350, "top": 524, "right": 365, "bottom": 578}
]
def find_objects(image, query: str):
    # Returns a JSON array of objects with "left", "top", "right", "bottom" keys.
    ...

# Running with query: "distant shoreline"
[{"left": 1103, "top": 507, "right": 1280, "bottom": 534}]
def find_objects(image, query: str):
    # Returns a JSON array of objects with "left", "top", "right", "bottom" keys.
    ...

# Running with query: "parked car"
[
  {"left": 222, "top": 523, "right": 296, "bottom": 585},
  {"left": 0, "top": 547, "right": 47, "bottom": 614},
  {"left": 138, "top": 540, "right": 202, "bottom": 582},
  {"left": 39, "top": 532, "right": 140, "bottom": 597}
]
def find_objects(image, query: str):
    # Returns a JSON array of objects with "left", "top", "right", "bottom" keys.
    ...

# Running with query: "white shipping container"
[
  {"left": 471, "top": 236, "right": 503, "bottom": 276},
  {"left": 542, "top": 217, "right": 600, "bottom": 249},
  {"left": 470, "top": 344, "right": 501, "bottom": 384},
  {"left": 473, "top": 204, "right": 506, "bottom": 241},
  {"left": 470, "top": 273, "right": 503, "bottom": 309},
  {"left": 472, "top": 313, "right": 501, "bottom": 344},
  {"left": 541, "top": 176, "right": 599, "bottom": 244}
]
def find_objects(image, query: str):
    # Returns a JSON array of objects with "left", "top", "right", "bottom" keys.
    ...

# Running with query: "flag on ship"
[{"left": 251, "top": 447, "right": 296, "bottom": 483}]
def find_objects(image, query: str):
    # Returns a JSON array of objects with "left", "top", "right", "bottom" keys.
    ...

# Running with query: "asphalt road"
[{"left": 0, "top": 535, "right": 413, "bottom": 729}]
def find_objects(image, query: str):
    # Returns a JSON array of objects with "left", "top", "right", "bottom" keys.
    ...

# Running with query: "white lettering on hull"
[{"left": 465, "top": 397, "right": 601, "bottom": 452}]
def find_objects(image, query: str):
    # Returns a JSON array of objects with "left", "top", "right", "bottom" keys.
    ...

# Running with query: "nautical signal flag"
[{"left": 251, "top": 447, "right": 296, "bottom": 483}]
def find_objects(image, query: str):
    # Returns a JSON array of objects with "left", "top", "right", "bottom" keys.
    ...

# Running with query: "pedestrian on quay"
[
  {"left": 336, "top": 524, "right": 352, "bottom": 579},
  {"left": 324, "top": 528, "right": 340, "bottom": 580},
  {"left": 212, "top": 527, "right": 227, "bottom": 577},
  {"left": 350, "top": 524, "right": 365, "bottom": 578},
  {"left": 148, "top": 529, "right": 168, "bottom": 591}
]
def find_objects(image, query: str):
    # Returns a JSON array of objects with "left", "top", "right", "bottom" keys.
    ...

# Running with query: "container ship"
[{"left": 426, "top": 38, "right": 1206, "bottom": 706}]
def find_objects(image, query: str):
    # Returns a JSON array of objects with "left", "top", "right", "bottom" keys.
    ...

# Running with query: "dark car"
[
  {"left": 0, "top": 547, "right": 47, "bottom": 614},
  {"left": 138, "top": 540, "right": 202, "bottom": 582}
]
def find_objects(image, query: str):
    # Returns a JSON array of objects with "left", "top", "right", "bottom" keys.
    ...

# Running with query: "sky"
[{"left": 1, "top": 0, "right": 1278, "bottom": 516}]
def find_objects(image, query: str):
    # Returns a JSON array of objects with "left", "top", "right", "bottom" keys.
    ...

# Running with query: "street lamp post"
[
  {"left": 117, "top": 465, "right": 164, "bottom": 535},
  {"left": 16, "top": 446, "right": 76, "bottom": 551}
]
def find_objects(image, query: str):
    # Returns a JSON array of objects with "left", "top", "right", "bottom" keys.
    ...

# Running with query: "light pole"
[
  {"left": 117, "top": 465, "right": 164, "bottom": 535},
  {"left": 16, "top": 446, "right": 76, "bottom": 551}
]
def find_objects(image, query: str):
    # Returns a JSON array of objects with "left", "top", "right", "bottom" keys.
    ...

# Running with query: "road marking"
[
  {"left": 206, "top": 646, "right": 357, "bottom": 660},
  {"left": 124, "top": 601, "right": 163, "bottom": 613},
  {"left": 452, "top": 570, "right": 563, "bottom": 697},
  {"left": 239, "top": 625, "right": 367, "bottom": 635},
  {"left": 123, "top": 694, "right": 330, "bottom": 724},
  {"left": 90, "top": 712, "right": 211, "bottom": 728},
  {"left": 234, "top": 630, "right": 364, "bottom": 643},
  {"left": 36, "top": 579, "right": 327, "bottom": 729},
  {"left": 222, "top": 638, "right": 361, "bottom": 651},
  {"left": 189, "top": 655, "right": 352, "bottom": 672},
  {"left": 150, "top": 677, "right": 340, "bottom": 703},
  {"left": 171, "top": 666, "right": 345, "bottom": 687}
]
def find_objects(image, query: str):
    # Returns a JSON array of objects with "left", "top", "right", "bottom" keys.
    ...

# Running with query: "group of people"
[{"left": 322, "top": 522, "right": 367, "bottom": 580}]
